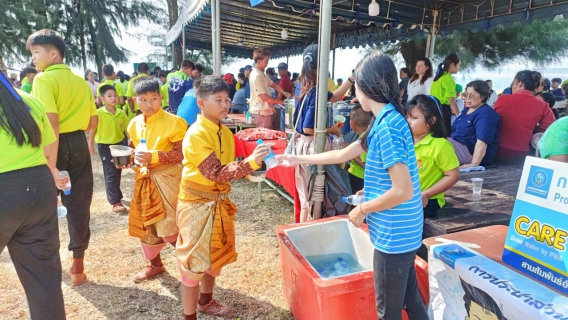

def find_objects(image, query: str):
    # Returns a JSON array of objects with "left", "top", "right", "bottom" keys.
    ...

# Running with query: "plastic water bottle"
[
  {"left": 246, "top": 111, "right": 252, "bottom": 124},
  {"left": 342, "top": 194, "right": 364, "bottom": 205},
  {"left": 318, "top": 260, "right": 334, "bottom": 278},
  {"left": 57, "top": 205, "right": 67, "bottom": 219},
  {"left": 333, "top": 262, "right": 350, "bottom": 276},
  {"left": 58, "top": 171, "right": 71, "bottom": 196},
  {"left": 332, "top": 135, "right": 344, "bottom": 150},
  {"left": 135, "top": 139, "right": 148, "bottom": 165},
  {"left": 257, "top": 139, "right": 278, "bottom": 169}
]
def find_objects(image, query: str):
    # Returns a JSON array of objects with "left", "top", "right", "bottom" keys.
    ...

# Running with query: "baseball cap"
[
  {"left": 243, "top": 65, "right": 252, "bottom": 71},
  {"left": 455, "top": 84, "right": 463, "bottom": 93},
  {"left": 277, "top": 62, "right": 288, "bottom": 70},
  {"left": 302, "top": 44, "right": 318, "bottom": 69}
]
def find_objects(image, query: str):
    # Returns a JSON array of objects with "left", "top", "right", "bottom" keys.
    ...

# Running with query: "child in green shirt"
[{"left": 347, "top": 104, "right": 372, "bottom": 193}]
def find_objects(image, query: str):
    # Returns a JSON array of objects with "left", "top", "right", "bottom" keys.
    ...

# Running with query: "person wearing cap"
[
  {"left": 452, "top": 83, "right": 464, "bottom": 125},
  {"left": 223, "top": 73, "right": 236, "bottom": 100},
  {"left": 277, "top": 62, "right": 293, "bottom": 100},
  {"left": 243, "top": 65, "right": 252, "bottom": 112},
  {"left": 248, "top": 48, "right": 291, "bottom": 130},
  {"left": 266, "top": 67, "right": 279, "bottom": 85},
  {"left": 291, "top": 43, "right": 354, "bottom": 222}
]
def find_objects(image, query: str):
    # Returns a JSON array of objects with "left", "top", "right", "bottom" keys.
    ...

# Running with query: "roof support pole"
[
  {"left": 211, "top": 0, "right": 221, "bottom": 75},
  {"left": 171, "top": 43, "right": 175, "bottom": 69},
  {"left": 311, "top": 0, "right": 333, "bottom": 220},
  {"left": 332, "top": 48, "right": 336, "bottom": 79},
  {"left": 425, "top": 10, "right": 439, "bottom": 59},
  {"left": 182, "top": 28, "right": 186, "bottom": 60}
]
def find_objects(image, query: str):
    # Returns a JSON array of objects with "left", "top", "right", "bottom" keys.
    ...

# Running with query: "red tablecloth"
[{"left": 234, "top": 136, "right": 300, "bottom": 222}]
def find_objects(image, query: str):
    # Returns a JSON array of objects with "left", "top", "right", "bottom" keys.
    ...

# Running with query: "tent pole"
[
  {"left": 212, "top": 0, "right": 221, "bottom": 75},
  {"left": 312, "top": 0, "right": 333, "bottom": 220},
  {"left": 332, "top": 48, "right": 336, "bottom": 79},
  {"left": 182, "top": 27, "right": 186, "bottom": 61},
  {"left": 171, "top": 43, "right": 175, "bottom": 69}
]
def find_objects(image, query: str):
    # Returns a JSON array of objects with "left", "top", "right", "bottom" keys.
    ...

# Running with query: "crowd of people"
[{"left": 2, "top": 26, "right": 568, "bottom": 320}]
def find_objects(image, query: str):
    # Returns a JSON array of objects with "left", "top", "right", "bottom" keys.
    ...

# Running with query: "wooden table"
[{"left": 423, "top": 157, "right": 524, "bottom": 238}]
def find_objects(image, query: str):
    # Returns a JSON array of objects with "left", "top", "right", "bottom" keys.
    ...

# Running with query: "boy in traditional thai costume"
[
  {"left": 176, "top": 76, "right": 270, "bottom": 319},
  {"left": 122, "top": 76, "right": 189, "bottom": 282}
]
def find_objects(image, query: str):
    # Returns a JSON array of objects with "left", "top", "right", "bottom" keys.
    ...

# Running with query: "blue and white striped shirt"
[{"left": 364, "top": 103, "right": 423, "bottom": 254}]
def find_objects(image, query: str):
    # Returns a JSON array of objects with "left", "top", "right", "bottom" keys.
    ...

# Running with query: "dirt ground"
[{"left": 0, "top": 153, "right": 295, "bottom": 320}]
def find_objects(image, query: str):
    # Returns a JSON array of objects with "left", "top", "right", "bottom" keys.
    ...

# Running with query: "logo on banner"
[{"left": 525, "top": 166, "right": 554, "bottom": 199}]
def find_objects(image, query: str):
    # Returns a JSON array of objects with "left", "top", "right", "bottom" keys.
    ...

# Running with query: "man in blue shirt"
[
  {"left": 167, "top": 60, "right": 194, "bottom": 114},
  {"left": 243, "top": 65, "right": 252, "bottom": 113},
  {"left": 176, "top": 88, "right": 200, "bottom": 126}
]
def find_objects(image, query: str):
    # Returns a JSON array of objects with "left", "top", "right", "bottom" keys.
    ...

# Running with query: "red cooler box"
[{"left": 277, "top": 216, "right": 428, "bottom": 320}]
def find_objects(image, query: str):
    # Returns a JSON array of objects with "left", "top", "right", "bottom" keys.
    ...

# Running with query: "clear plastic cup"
[{"left": 471, "top": 178, "right": 484, "bottom": 194}]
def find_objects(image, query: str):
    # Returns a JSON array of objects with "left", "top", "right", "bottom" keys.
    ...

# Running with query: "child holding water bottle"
[
  {"left": 404, "top": 95, "right": 459, "bottom": 217},
  {"left": 121, "top": 76, "right": 189, "bottom": 283},
  {"left": 175, "top": 76, "right": 270, "bottom": 319},
  {"left": 278, "top": 52, "right": 428, "bottom": 320}
]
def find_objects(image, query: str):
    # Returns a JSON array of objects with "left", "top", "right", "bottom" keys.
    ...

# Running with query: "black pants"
[
  {"left": 423, "top": 199, "right": 440, "bottom": 218},
  {"left": 348, "top": 172, "right": 365, "bottom": 194},
  {"left": 98, "top": 138, "right": 127, "bottom": 205},
  {"left": 57, "top": 131, "right": 93, "bottom": 258},
  {"left": 272, "top": 107, "right": 282, "bottom": 131},
  {"left": 373, "top": 249, "right": 428, "bottom": 320},
  {"left": 0, "top": 165, "right": 65, "bottom": 320},
  {"left": 441, "top": 104, "right": 452, "bottom": 136}
]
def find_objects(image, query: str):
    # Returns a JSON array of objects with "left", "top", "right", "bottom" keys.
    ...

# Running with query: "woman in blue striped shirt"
[{"left": 278, "top": 52, "right": 427, "bottom": 320}]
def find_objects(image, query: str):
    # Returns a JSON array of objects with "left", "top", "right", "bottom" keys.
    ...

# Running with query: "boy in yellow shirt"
[
  {"left": 158, "top": 70, "right": 169, "bottom": 110},
  {"left": 121, "top": 76, "right": 188, "bottom": 282},
  {"left": 97, "top": 63, "right": 125, "bottom": 107},
  {"left": 176, "top": 76, "right": 269, "bottom": 319},
  {"left": 88, "top": 84, "right": 129, "bottom": 213},
  {"left": 27, "top": 29, "right": 98, "bottom": 286},
  {"left": 125, "top": 62, "right": 150, "bottom": 114}
]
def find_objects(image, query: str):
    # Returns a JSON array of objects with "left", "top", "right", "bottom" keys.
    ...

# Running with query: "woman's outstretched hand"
[{"left": 276, "top": 154, "right": 298, "bottom": 167}]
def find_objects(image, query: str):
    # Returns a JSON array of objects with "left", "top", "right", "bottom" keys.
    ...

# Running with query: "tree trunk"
[
  {"left": 166, "top": 0, "right": 182, "bottom": 69},
  {"left": 77, "top": 0, "right": 87, "bottom": 71},
  {"left": 86, "top": 18, "right": 103, "bottom": 76},
  {"left": 399, "top": 38, "right": 427, "bottom": 76}
]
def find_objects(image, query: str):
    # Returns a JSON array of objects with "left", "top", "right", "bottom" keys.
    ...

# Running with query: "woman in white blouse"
[
  {"left": 406, "top": 58, "right": 434, "bottom": 102},
  {"left": 85, "top": 70, "right": 99, "bottom": 103}
]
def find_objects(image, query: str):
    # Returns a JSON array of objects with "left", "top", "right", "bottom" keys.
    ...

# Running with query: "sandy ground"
[{"left": 0, "top": 153, "right": 295, "bottom": 319}]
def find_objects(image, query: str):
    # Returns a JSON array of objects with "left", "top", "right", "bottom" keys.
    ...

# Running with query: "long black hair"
[
  {"left": 514, "top": 70, "right": 542, "bottom": 92},
  {"left": 298, "top": 44, "right": 319, "bottom": 98},
  {"left": 409, "top": 57, "right": 433, "bottom": 85},
  {"left": 433, "top": 54, "right": 460, "bottom": 82},
  {"left": 0, "top": 72, "right": 42, "bottom": 147},
  {"left": 405, "top": 95, "right": 447, "bottom": 138},
  {"left": 354, "top": 51, "right": 406, "bottom": 150}
]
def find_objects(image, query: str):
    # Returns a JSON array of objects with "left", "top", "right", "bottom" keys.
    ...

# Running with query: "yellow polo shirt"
[
  {"left": 249, "top": 68, "right": 274, "bottom": 115},
  {"left": 0, "top": 90, "right": 56, "bottom": 173},
  {"left": 179, "top": 115, "right": 260, "bottom": 193},
  {"left": 95, "top": 106, "right": 128, "bottom": 144},
  {"left": 160, "top": 83, "right": 169, "bottom": 107},
  {"left": 127, "top": 108, "right": 188, "bottom": 164},
  {"left": 125, "top": 73, "right": 148, "bottom": 111},
  {"left": 32, "top": 64, "right": 97, "bottom": 133},
  {"left": 97, "top": 79, "right": 125, "bottom": 98},
  {"left": 430, "top": 72, "right": 456, "bottom": 105},
  {"left": 414, "top": 133, "right": 459, "bottom": 208}
]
